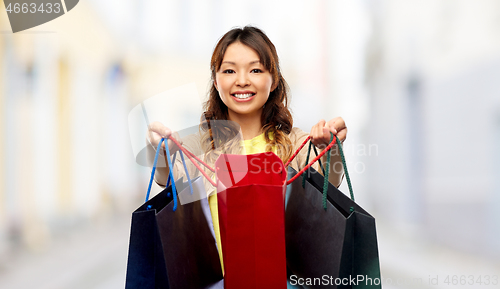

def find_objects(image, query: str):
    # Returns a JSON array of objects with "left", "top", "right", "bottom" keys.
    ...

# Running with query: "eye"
[
  {"left": 251, "top": 69, "right": 263, "bottom": 73},
  {"left": 222, "top": 69, "right": 235, "bottom": 74}
]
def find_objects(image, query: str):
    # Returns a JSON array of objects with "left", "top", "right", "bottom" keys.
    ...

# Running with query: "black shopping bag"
[
  {"left": 125, "top": 138, "right": 223, "bottom": 289},
  {"left": 125, "top": 178, "right": 186, "bottom": 289},
  {"left": 285, "top": 138, "right": 381, "bottom": 288},
  {"left": 156, "top": 176, "right": 223, "bottom": 288}
]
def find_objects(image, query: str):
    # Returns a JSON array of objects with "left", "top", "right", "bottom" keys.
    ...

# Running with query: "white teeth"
[{"left": 233, "top": 93, "right": 254, "bottom": 99}]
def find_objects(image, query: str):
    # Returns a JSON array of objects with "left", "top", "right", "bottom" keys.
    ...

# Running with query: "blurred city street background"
[{"left": 1, "top": 0, "right": 500, "bottom": 288}]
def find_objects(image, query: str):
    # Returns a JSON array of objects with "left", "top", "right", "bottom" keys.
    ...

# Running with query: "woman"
[{"left": 146, "top": 25, "right": 347, "bottom": 271}]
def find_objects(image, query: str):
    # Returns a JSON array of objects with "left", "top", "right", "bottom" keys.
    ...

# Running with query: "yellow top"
[{"left": 208, "top": 132, "right": 276, "bottom": 274}]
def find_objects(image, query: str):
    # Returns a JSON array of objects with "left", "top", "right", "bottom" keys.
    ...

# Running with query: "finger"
[
  {"left": 149, "top": 131, "right": 160, "bottom": 142},
  {"left": 149, "top": 121, "right": 172, "bottom": 138},
  {"left": 323, "top": 121, "right": 330, "bottom": 135},
  {"left": 147, "top": 130, "right": 163, "bottom": 148},
  {"left": 336, "top": 127, "right": 347, "bottom": 143},
  {"left": 321, "top": 121, "right": 334, "bottom": 142},
  {"left": 329, "top": 117, "right": 345, "bottom": 133},
  {"left": 323, "top": 123, "right": 336, "bottom": 137},
  {"left": 311, "top": 122, "right": 322, "bottom": 140},
  {"left": 311, "top": 120, "right": 328, "bottom": 148},
  {"left": 148, "top": 122, "right": 174, "bottom": 151},
  {"left": 309, "top": 124, "right": 319, "bottom": 146},
  {"left": 314, "top": 120, "right": 326, "bottom": 138}
]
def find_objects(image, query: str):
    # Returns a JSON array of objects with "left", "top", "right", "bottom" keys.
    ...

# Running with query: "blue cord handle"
[
  {"left": 145, "top": 138, "right": 178, "bottom": 211},
  {"left": 145, "top": 137, "right": 194, "bottom": 211},
  {"left": 179, "top": 150, "right": 193, "bottom": 195},
  {"left": 163, "top": 138, "right": 178, "bottom": 211},
  {"left": 166, "top": 151, "right": 193, "bottom": 195},
  {"left": 166, "top": 151, "right": 177, "bottom": 188},
  {"left": 146, "top": 138, "right": 164, "bottom": 202}
]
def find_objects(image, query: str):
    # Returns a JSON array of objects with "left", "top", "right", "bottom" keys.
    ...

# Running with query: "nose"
[{"left": 235, "top": 72, "right": 250, "bottom": 87}]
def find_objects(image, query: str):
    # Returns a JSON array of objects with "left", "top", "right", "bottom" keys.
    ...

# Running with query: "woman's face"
[{"left": 215, "top": 42, "right": 274, "bottom": 122}]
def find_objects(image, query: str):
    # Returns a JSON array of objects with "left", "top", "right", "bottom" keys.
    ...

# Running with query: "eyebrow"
[{"left": 221, "top": 60, "right": 261, "bottom": 65}]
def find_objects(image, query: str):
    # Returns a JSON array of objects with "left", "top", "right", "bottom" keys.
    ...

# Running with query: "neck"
[{"left": 228, "top": 109, "right": 263, "bottom": 140}]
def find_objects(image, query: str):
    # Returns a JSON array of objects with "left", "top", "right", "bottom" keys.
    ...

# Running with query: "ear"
[
  {"left": 271, "top": 80, "right": 278, "bottom": 92},
  {"left": 213, "top": 80, "right": 218, "bottom": 91}
]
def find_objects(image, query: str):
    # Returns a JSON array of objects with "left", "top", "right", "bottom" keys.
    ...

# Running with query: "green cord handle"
[
  {"left": 302, "top": 133, "right": 355, "bottom": 210},
  {"left": 321, "top": 134, "right": 332, "bottom": 210},
  {"left": 336, "top": 136, "right": 354, "bottom": 202},
  {"left": 303, "top": 142, "right": 326, "bottom": 186},
  {"left": 313, "top": 145, "right": 325, "bottom": 175}
]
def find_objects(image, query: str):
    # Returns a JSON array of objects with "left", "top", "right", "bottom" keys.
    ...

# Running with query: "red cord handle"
[
  {"left": 167, "top": 136, "right": 216, "bottom": 186},
  {"left": 284, "top": 136, "right": 311, "bottom": 168},
  {"left": 285, "top": 135, "right": 337, "bottom": 185},
  {"left": 167, "top": 134, "right": 336, "bottom": 187}
]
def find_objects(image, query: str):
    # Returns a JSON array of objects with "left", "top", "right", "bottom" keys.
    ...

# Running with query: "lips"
[{"left": 231, "top": 91, "right": 256, "bottom": 102}]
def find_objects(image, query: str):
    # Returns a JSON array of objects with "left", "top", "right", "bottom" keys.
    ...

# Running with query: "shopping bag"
[
  {"left": 125, "top": 138, "right": 223, "bottom": 289},
  {"left": 216, "top": 152, "right": 288, "bottom": 289},
  {"left": 124, "top": 177, "right": 186, "bottom": 289},
  {"left": 156, "top": 175, "right": 223, "bottom": 289},
  {"left": 285, "top": 137, "right": 381, "bottom": 289}
]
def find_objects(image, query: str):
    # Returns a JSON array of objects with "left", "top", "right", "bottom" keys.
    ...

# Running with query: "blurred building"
[
  {"left": 0, "top": 1, "right": 142, "bottom": 263},
  {"left": 364, "top": 0, "right": 500, "bottom": 258}
]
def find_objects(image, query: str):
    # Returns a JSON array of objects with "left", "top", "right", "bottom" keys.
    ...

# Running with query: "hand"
[
  {"left": 309, "top": 117, "right": 347, "bottom": 148},
  {"left": 147, "top": 121, "right": 183, "bottom": 153}
]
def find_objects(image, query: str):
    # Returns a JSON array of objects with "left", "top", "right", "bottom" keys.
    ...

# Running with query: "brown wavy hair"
[{"left": 201, "top": 26, "right": 294, "bottom": 164}]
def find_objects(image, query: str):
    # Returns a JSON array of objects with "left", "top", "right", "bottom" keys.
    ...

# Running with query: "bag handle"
[
  {"left": 165, "top": 150, "right": 193, "bottom": 196},
  {"left": 165, "top": 151, "right": 177, "bottom": 187},
  {"left": 167, "top": 136, "right": 217, "bottom": 187},
  {"left": 146, "top": 139, "right": 175, "bottom": 206},
  {"left": 335, "top": 135, "right": 354, "bottom": 203},
  {"left": 303, "top": 134, "right": 333, "bottom": 210},
  {"left": 166, "top": 133, "right": 353, "bottom": 201},
  {"left": 303, "top": 141, "right": 326, "bottom": 187},
  {"left": 178, "top": 150, "right": 194, "bottom": 195},
  {"left": 285, "top": 135, "right": 336, "bottom": 185},
  {"left": 286, "top": 133, "right": 355, "bottom": 210},
  {"left": 146, "top": 138, "right": 192, "bottom": 211},
  {"left": 168, "top": 133, "right": 334, "bottom": 187}
]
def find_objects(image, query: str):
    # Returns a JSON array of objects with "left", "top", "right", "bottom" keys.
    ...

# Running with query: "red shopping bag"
[{"left": 216, "top": 152, "right": 287, "bottom": 289}]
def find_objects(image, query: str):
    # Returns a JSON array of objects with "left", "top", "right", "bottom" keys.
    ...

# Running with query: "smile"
[{"left": 231, "top": 93, "right": 256, "bottom": 102}]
